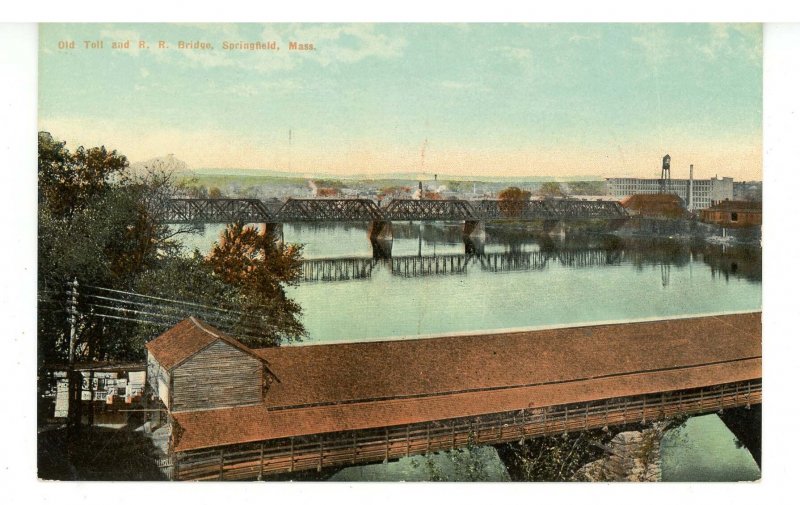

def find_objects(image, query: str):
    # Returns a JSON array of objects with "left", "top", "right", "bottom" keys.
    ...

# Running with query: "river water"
[{"left": 180, "top": 222, "right": 762, "bottom": 481}]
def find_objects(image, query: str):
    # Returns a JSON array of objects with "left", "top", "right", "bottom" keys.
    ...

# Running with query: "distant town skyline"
[{"left": 39, "top": 23, "right": 762, "bottom": 181}]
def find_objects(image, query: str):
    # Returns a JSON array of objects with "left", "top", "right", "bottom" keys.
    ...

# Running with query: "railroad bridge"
[
  {"left": 144, "top": 312, "right": 761, "bottom": 480},
  {"left": 156, "top": 198, "right": 628, "bottom": 257}
]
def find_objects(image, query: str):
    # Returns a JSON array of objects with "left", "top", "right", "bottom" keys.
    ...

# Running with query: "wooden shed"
[
  {"left": 700, "top": 200, "right": 762, "bottom": 228},
  {"left": 145, "top": 318, "right": 270, "bottom": 412}
]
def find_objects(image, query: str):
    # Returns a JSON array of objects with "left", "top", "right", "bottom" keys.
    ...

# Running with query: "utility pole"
[{"left": 66, "top": 278, "right": 81, "bottom": 433}]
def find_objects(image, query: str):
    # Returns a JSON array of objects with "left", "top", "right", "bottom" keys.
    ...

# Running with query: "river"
[{"left": 179, "top": 221, "right": 762, "bottom": 481}]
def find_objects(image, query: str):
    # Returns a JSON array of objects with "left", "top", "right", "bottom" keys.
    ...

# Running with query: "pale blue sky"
[{"left": 38, "top": 23, "right": 762, "bottom": 179}]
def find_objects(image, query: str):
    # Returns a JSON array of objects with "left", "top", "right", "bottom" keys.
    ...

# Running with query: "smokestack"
[{"left": 688, "top": 164, "right": 694, "bottom": 211}]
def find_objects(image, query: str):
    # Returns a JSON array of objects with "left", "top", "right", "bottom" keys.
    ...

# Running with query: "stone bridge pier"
[
  {"left": 463, "top": 220, "right": 486, "bottom": 255},
  {"left": 463, "top": 220, "right": 486, "bottom": 241},
  {"left": 368, "top": 220, "right": 393, "bottom": 259},
  {"left": 718, "top": 404, "right": 761, "bottom": 467},
  {"left": 543, "top": 219, "right": 567, "bottom": 238}
]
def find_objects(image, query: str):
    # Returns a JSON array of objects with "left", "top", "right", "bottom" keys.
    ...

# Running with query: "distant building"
[
  {"left": 700, "top": 200, "right": 762, "bottom": 228},
  {"left": 619, "top": 194, "right": 690, "bottom": 219},
  {"left": 606, "top": 176, "right": 734, "bottom": 211},
  {"left": 733, "top": 181, "right": 763, "bottom": 202}
]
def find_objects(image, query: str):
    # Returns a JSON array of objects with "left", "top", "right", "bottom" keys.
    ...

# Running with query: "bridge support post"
[
  {"left": 463, "top": 220, "right": 486, "bottom": 255},
  {"left": 543, "top": 220, "right": 566, "bottom": 238},
  {"left": 369, "top": 220, "right": 393, "bottom": 259},
  {"left": 463, "top": 220, "right": 486, "bottom": 240}
]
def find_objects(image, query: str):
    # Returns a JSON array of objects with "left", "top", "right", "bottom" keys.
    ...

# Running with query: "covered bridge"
[{"left": 144, "top": 313, "right": 761, "bottom": 480}]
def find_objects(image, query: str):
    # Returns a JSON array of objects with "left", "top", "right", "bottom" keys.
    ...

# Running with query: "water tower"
[{"left": 659, "top": 154, "right": 671, "bottom": 194}]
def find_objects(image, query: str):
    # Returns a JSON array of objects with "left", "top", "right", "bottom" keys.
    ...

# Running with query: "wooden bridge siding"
[
  {"left": 172, "top": 379, "right": 761, "bottom": 480},
  {"left": 172, "top": 341, "right": 263, "bottom": 412}
]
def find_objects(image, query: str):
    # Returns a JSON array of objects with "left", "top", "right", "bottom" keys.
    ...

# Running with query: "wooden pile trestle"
[{"left": 172, "top": 379, "right": 761, "bottom": 481}]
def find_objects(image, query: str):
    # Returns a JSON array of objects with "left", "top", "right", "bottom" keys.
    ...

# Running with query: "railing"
[{"left": 172, "top": 379, "right": 760, "bottom": 481}]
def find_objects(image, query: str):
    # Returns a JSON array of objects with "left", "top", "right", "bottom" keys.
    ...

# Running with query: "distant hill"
[
  {"left": 129, "top": 154, "right": 192, "bottom": 176},
  {"left": 191, "top": 168, "right": 605, "bottom": 183}
]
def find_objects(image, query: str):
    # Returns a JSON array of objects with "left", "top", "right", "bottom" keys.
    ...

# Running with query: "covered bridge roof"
[{"left": 169, "top": 312, "right": 761, "bottom": 452}]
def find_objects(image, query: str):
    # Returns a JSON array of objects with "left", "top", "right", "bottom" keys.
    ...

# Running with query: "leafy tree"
[
  {"left": 567, "top": 180, "right": 606, "bottom": 196},
  {"left": 497, "top": 186, "right": 532, "bottom": 218},
  {"left": 413, "top": 432, "right": 494, "bottom": 482},
  {"left": 38, "top": 132, "right": 162, "bottom": 365},
  {"left": 498, "top": 186, "right": 532, "bottom": 201},
  {"left": 538, "top": 181, "right": 566, "bottom": 198},
  {"left": 38, "top": 132, "right": 306, "bottom": 369},
  {"left": 206, "top": 222, "right": 306, "bottom": 346},
  {"left": 502, "top": 430, "right": 607, "bottom": 482}
]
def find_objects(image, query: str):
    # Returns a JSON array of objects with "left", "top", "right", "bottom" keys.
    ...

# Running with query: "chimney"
[{"left": 688, "top": 164, "right": 694, "bottom": 211}]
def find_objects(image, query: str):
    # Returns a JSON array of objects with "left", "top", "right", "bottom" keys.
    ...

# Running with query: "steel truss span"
[
  {"left": 156, "top": 198, "right": 629, "bottom": 224},
  {"left": 157, "top": 198, "right": 275, "bottom": 224}
]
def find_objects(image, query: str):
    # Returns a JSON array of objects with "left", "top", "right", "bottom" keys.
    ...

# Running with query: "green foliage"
[
  {"left": 38, "top": 132, "right": 166, "bottom": 364},
  {"left": 206, "top": 223, "right": 306, "bottom": 346},
  {"left": 37, "top": 132, "right": 306, "bottom": 368},
  {"left": 506, "top": 430, "right": 607, "bottom": 481},
  {"left": 503, "top": 417, "right": 688, "bottom": 481},
  {"left": 566, "top": 180, "right": 606, "bottom": 196},
  {"left": 538, "top": 181, "right": 565, "bottom": 198},
  {"left": 417, "top": 432, "right": 492, "bottom": 482}
]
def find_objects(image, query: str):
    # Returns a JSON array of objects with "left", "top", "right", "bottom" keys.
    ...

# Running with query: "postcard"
[{"left": 35, "top": 22, "right": 762, "bottom": 483}]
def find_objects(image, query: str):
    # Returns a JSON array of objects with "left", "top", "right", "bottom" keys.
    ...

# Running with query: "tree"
[
  {"left": 38, "top": 132, "right": 156, "bottom": 365},
  {"left": 37, "top": 132, "right": 305, "bottom": 367},
  {"left": 497, "top": 186, "right": 532, "bottom": 218},
  {"left": 538, "top": 181, "right": 566, "bottom": 198},
  {"left": 206, "top": 222, "right": 306, "bottom": 347}
]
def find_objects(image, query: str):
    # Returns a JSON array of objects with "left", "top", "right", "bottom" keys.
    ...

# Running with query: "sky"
[{"left": 38, "top": 23, "right": 763, "bottom": 180}]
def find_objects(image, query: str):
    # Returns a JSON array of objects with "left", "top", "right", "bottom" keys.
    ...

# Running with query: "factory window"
[{"left": 731, "top": 212, "right": 738, "bottom": 222}]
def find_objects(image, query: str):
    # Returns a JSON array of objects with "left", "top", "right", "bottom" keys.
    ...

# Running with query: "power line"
[
  {"left": 83, "top": 284, "right": 247, "bottom": 315},
  {"left": 47, "top": 281, "right": 292, "bottom": 344}
]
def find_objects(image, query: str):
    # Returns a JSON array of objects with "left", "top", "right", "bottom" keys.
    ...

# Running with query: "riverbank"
[{"left": 613, "top": 217, "right": 761, "bottom": 245}]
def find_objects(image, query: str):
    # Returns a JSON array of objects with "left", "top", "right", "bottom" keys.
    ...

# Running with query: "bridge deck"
[{"left": 171, "top": 312, "right": 760, "bottom": 454}]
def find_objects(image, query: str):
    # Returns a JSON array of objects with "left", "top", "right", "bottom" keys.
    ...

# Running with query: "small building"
[
  {"left": 700, "top": 200, "right": 762, "bottom": 228},
  {"left": 145, "top": 318, "right": 272, "bottom": 414},
  {"left": 619, "top": 194, "right": 689, "bottom": 219},
  {"left": 46, "top": 363, "right": 146, "bottom": 427}
]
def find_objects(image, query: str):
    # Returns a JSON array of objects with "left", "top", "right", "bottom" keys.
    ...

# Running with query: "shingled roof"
[
  {"left": 170, "top": 312, "right": 761, "bottom": 452},
  {"left": 145, "top": 317, "right": 266, "bottom": 371}
]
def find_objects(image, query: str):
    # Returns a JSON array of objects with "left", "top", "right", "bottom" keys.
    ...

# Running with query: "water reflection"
[{"left": 298, "top": 231, "right": 761, "bottom": 285}]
